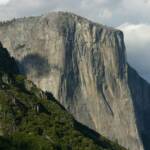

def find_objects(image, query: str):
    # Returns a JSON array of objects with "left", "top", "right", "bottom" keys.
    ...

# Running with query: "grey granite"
[{"left": 0, "top": 12, "right": 145, "bottom": 150}]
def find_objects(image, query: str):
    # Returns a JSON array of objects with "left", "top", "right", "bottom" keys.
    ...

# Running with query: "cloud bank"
[
  {"left": 0, "top": 0, "right": 150, "bottom": 26},
  {"left": 0, "top": 0, "right": 10, "bottom": 5},
  {"left": 118, "top": 23, "right": 150, "bottom": 82}
]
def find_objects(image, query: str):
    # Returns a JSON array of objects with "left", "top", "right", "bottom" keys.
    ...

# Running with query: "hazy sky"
[{"left": 0, "top": 0, "right": 150, "bottom": 81}]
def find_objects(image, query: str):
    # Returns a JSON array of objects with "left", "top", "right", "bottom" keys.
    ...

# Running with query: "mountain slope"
[
  {"left": 0, "top": 43, "right": 127, "bottom": 150},
  {"left": 128, "top": 65, "right": 150, "bottom": 150},
  {"left": 0, "top": 12, "right": 147, "bottom": 150}
]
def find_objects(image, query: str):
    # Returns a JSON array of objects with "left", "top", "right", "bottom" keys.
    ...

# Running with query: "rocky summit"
[{"left": 0, "top": 12, "right": 149, "bottom": 150}]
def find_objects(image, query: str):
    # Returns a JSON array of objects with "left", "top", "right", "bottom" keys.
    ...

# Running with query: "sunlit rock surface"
[{"left": 0, "top": 12, "right": 146, "bottom": 150}]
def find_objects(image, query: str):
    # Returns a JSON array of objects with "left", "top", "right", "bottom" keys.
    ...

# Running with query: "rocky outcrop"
[{"left": 0, "top": 12, "right": 146, "bottom": 150}]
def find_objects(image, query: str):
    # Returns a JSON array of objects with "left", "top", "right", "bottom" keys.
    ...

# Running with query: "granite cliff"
[
  {"left": 0, "top": 12, "right": 149, "bottom": 150},
  {"left": 0, "top": 43, "right": 126, "bottom": 150}
]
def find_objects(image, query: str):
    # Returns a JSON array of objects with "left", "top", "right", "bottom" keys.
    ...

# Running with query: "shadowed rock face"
[
  {"left": 128, "top": 65, "right": 150, "bottom": 150},
  {"left": 0, "top": 42, "right": 19, "bottom": 74},
  {"left": 20, "top": 53, "right": 50, "bottom": 77},
  {"left": 0, "top": 12, "right": 146, "bottom": 150}
]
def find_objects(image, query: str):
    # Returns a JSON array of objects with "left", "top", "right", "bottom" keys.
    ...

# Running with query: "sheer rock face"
[{"left": 0, "top": 12, "right": 144, "bottom": 150}]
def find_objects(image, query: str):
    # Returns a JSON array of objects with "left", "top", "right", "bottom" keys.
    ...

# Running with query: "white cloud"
[
  {"left": 0, "top": 0, "right": 149, "bottom": 25},
  {"left": 99, "top": 8, "right": 112, "bottom": 19},
  {"left": 118, "top": 23, "right": 150, "bottom": 82},
  {"left": 0, "top": 0, "right": 10, "bottom": 5},
  {"left": 0, "top": 0, "right": 149, "bottom": 26}
]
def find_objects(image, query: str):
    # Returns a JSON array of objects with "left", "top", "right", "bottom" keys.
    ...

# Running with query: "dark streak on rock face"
[
  {"left": 20, "top": 54, "right": 50, "bottom": 77},
  {"left": 59, "top": 22, "right": 80, "bottom": 102}
]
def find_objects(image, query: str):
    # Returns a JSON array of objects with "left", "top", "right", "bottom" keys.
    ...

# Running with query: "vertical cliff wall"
[{"left": 0, "top": 12, "right": 145, "bottom": 150}]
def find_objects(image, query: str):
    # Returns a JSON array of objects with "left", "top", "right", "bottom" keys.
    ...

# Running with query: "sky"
[{"left": 0, "top": 0, "right": 150, "bottom": 81}]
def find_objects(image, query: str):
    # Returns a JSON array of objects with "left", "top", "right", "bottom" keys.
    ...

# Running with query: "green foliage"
[
  {"left": 0, "top": 46, "right": 127, "bottom": 150},
  {"left": 0, "top": 134, "right": 54, "bottom": 150},
  {"left": 0, "top": 74, "right": 127, "bottom": 150}
]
